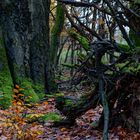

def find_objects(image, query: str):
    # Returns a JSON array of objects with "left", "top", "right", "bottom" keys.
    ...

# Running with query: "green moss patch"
[
  {"left": 26, "top": 112, "right": 62, "bottom": 123},
  {"left": 0, "top": 39, "right": 13, "bottom": 109},
  {"left": 32, "top": 83, "right": 45, "bottom": 100},
  {"left": 20, "top": 79, "right": 40, "bottom": 103},
  {"left": 68, "top": 29, "right": 90, "bottom": 51},
  {"left": 41, "top": 112, "right": 61, "bottom": 122}
]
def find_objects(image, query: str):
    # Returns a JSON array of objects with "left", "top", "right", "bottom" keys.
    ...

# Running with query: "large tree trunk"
[
  {"left": 1, "top": 0, "right": 31, "bottom": 84},
  {"left": 0, "top": 0, "right": 51, "bottom": 102},
  {"left": 29, "top": 0, "right": 51, "bottom": 95},
  {"left": 29, "top": 0, "right": 50, "bottom": 85}
]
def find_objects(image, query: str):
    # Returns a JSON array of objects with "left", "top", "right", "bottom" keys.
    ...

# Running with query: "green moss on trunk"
[
  {"left": 0, "top": 37, "right": 41, "bottom": 108},
  {"left": 0, "top": 38, "right": 13, "bottom": 109},
  {"left": 68, "top": 29, "right": 90, "bottom": 51},
  {"left": 48, "top": 2, "right": 65, "bottom": 92},
  {"left": 50, "top": 2, "right": 64, "bottom": 65},
  {"left": 20, "top": 79, "right": 40, "bottom": 103}
]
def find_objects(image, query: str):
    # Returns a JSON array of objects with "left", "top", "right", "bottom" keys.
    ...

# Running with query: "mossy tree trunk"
[
  {"left": 1, "top": 0, "right": 31, "bottom": 84},
  {"left": 0, "top": 31, "right": 13, "bottom": 109},
  {"left": 50, "top": 2, "right": 64, "bottom": 66},
  {"left": 48, "top": 2, "right": 64, "bottom": 92},
  {"left": 0, "top": 0, "right": 51, "bottom": 103}
]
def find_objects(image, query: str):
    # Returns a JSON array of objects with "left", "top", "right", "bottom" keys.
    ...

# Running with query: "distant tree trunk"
[
  {"left": 0, "top": 0, "right": 51, "bottom": 101},
  {"left": 50, "top": 2, "right": 64, "bottom": 66},
  {"left": 70, "top": 41, "right": 74, "bottom": 78},
  {"left": 48, "top": 2, "right": 64, "bottom": 92}
]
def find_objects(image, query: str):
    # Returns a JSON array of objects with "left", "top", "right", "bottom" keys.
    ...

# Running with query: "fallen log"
[{"left": 55, "top": 73, "right": 140, "bottom": 132}]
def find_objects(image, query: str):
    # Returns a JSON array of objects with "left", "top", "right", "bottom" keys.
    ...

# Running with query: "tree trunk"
[
  {"left": 0, "top": 0, "right": 51, "bottom": 102},
  {"left": 1, "top": 0, "right": 31, "bottom": 84},
  {"left": 48, "top": 2, "right": 64, "bottom": 92},
  {"left": 0, "top": 31, "right": 13, "bottom": 109},
  {"left": 29, "top": 0, "right": 50, "bottom": 85}
]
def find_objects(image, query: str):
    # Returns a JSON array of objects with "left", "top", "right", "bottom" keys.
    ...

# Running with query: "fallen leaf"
[
  {"left": 13, "top": 89, "right": 19, "bottom": 94},
  {"left": 15, "top": 85, "right": 20, "bottom": 89},
  {"left": 60, "top": 127, "right": 67, "bottom": 132}
]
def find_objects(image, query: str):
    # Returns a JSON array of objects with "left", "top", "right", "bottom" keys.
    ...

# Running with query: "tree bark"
[
  {"left": 0, "top": 31, "right": 13, "bottom": 109},
  {"left": 0, "top": 0, "right": 51, "bottom": 101},
  {"left": 48, "top": 2, "right": 65, "bottom": 92},
  {"left": 1, "top": 0, "right": 31, "bottom": 84},
  {"left": 29, "top": 0, "right": 50, "bottom": 85}
]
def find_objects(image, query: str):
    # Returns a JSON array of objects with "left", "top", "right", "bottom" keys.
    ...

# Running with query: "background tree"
[{"left": 48, "top": 1, "right": 65, "bottom": 92}]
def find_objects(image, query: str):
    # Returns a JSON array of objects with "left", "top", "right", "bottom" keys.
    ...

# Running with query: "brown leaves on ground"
[{"left": 0, "top": 87, "right": 140, "bottom": 139}]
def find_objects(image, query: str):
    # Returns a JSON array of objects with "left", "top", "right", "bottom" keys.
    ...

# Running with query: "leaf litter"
[{"left": 0, "top": 97, "right": 140, "bottom": 140}]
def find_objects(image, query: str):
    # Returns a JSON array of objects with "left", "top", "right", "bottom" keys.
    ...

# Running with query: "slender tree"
[{"left": 48, "top": 1, "right": 65, "bottom": 92}]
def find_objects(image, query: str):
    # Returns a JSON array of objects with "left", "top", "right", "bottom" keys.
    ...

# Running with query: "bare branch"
[{"left": 58, "top": 0, "right": 111, "bottom": 15}]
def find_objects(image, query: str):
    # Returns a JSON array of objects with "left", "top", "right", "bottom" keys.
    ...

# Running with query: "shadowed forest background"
[{"left": 0, "top": 0, "right": 140, "bottom": 139}]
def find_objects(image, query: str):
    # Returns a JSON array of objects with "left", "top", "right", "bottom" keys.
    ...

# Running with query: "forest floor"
[
  {"left": 0, "top": 69, "right": 140, "bottom": 139},
  {"left": 0, "top": 93, "right": 140, "bottom": 140}
]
